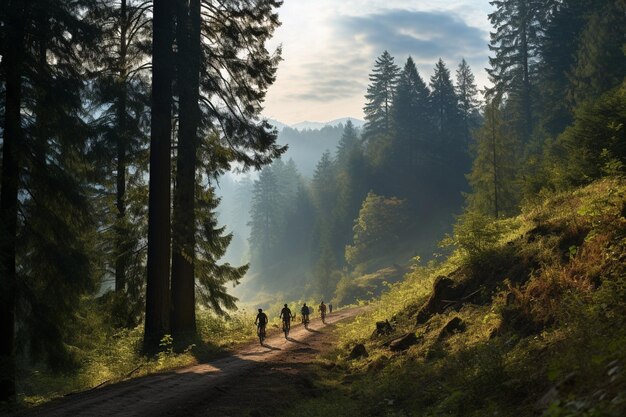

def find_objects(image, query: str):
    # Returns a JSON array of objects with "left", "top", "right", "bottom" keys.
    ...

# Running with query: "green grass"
[
  {"left": 15, "top": 308, "right": 258, "bottom": 408},
  {"left": 277, "top": 177, "right": 626, "bottom": 417}
]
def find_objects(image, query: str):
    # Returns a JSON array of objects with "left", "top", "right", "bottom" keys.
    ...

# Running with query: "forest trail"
[{"left": 17, "top": 307, "right": 364, "bottom": 417}]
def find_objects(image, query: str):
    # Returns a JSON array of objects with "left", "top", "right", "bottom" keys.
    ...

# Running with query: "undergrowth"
[
  {"left": 15, "top": 308, "right": 257, "bottom": 408},
  {"left": 279, "top": 177, "right": 626, "bottom": 417}
]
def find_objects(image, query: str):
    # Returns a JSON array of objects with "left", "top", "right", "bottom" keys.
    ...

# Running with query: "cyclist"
[
  {"left": 280, "top": 304, "right": 294, "bottom": 337},
  {"left": 301, "top": 303, "right": 310, "bottom": 327},
  {"left": 255, "top": 308, "right": 268, "bottom": 343},
  {"left": 319, "top": 301, "right": 327, "bottom": 323}
]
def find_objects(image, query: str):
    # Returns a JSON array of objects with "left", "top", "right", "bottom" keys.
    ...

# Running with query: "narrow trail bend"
[{"left": 18, "top": 307, "right": 364, "bottom": 417}]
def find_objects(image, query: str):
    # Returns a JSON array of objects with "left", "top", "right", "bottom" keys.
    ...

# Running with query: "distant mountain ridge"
[{"left": 267, "top": 117, "right": 364, "bottom": 132}]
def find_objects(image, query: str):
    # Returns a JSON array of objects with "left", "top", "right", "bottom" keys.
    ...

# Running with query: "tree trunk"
[
  {"left": 520, "top": 5, "right": 532, "bottom": 142},
  {"left": 170, "top": 0, "right": 201, "bottom": 339},
  {"left": 115, "top": 0, "right": 128, "bottom": 293},
  {"left": 0, "top": 0, "right": 26, "bottom": 401},
  {"left": 490, "top": 103, "right": 499, "bottom": 219},
  {"left": 144, "top": 0, "right": 175, "bottom": 353}
]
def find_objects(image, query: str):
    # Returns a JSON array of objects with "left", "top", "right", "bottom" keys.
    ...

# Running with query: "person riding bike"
[
  {"left": 301, "top": 303, "right": 310, "bottom": 326},
  {"left": 319, "top": 301, "right": 327, "bottom": 323},
  {"left": 280, "top": 304, "right": 294, "bottom": 337},
  {"left": 255, "top": 308, "right": 268, "bottom": 343}
]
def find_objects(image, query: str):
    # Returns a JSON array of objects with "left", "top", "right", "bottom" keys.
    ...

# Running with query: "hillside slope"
[{"left": 279, "top": 178, "right": 626, "bottom": 417}]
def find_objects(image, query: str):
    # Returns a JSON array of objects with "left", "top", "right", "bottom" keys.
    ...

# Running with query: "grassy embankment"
[
  {"left": 14, "top": 295, "right": 330, "bottom": 409},
  {"left": 279, "top": 178, "right": 626, "bottom": 417},
  {"left": 14, "top": 309, "right": 255, "bottom": 408}
]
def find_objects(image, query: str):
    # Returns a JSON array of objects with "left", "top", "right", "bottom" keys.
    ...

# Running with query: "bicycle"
[
  {"left": 302, "top": 314, "right": 310, "bottom": 329},
  {"left": 257, "top": 325, "right": 266, "bottom": 344},
  {"left": 282, "top": 318, "right": 291, "bottom": 338}
]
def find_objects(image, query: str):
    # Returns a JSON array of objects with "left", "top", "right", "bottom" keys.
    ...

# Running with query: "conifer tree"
[
  {"left": 363, "top": 51, "right": 400, "bottom": 165},
  {"left": 430, "top": 58, "right": 460, "bottom": 146},
  {"left": 335, "top": 122, "right": 368, "bottom": 254},
  {"left": 0, "top": 0, "right": 26, "bottom": 401},
  {"left": 567, "top": 0, "right": 626, "bottom": 108},
  {"left": 455, "top": 58, "right": 480, "bottom": 145},
  {"left": 169, "top": 0, "right": 284, "bottom": 339},
  {"left": 88, "top": 0, "right": 151, "bottom": 327},
  {"left": 170, "top": 0, "right": 202, "bottom": 339},
  {"left": 536, "top": 0, "right": 590, "bottom": 137},
  {"left": 466, "top": 99, "right": 521, "bottom": 217},
  {"left": 392, "top": 57, "right": 432, "bottom": 180},
  {"left": 487, "top": 0, "right": 548, "bottom": 142},
  {"left": 1, "top": 0, "right": 99, "bottom": 398},
  {"left": 195, "top": 184, "right": 248, "bottom": 315},
  {"left": 311, "top": 151, "right": 339, "bottom": 293},
  {"left": 248, "top": 166, "right": 281, "bottom": 272},
  {"left": 144, "top": 0, "right": 175, "bottom": 353}
]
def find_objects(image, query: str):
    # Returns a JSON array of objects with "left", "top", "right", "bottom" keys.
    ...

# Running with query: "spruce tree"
[
  {"left": 169, "top": 0, "right": 284, "bottom": 339},
  {"left": 466, "top": 99, "right": 521, "bottom": 217},
  {"left": 455, "top": 58, "right": 480, "bottom": 145},
  {"left": 335, "top": 121, "right": 368, "bottom": 257},
  {"left": 144, "top": 0, "right": 175, "bottom": 353},
  {"left": 0, "top": 0, "right": 26, "bottom": 401},
  {"left": 568, "top": 0, "right": 626, "bottom": 107},
  {"left": 195, "top": 184, "right": 248, "bottom": 315},
  {"left": 88, "top": 0, "right": 151, "bottom": 327},
  {"left": 536, "top": 0, "right": 590, "bottom": 137},
  {"left": 1, "top": 0, "right": 99, "bottom": 397},
  {"left": 248, "top": 166, "right": 281, "bottom": 273},
  {"left": 430, "top": 58, "right": 460, "bottom": 146},
  {"left": 487, "top": 0, "right": 548, "bottom": 143},
  {"left": 392, "top": 57, "right": 432, "bottom": 185},
  {"left": 363, "top": 51, "right": 400, "bottom": 165},
  {"left": 311, "top": 151, "right": 339, "bottom": 294},
  {"left": 170, "top": 0, "right": 202, "bottom": 339}
]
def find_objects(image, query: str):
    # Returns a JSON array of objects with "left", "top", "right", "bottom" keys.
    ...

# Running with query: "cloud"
[
  {"left": 265, "top": 5, "right": 490, "bottom": 123},
  {"left": 339, "top": 9, "right": 487, "bottom": 63}
]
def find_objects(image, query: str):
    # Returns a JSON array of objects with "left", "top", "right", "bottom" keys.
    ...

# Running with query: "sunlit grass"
[{"left": 276, "top": 177, "right": 626, "bottom": 417}]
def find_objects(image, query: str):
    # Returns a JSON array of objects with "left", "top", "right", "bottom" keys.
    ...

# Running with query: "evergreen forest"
[{"left": 0, "top": 0, "right": 625, "bottom": 415}]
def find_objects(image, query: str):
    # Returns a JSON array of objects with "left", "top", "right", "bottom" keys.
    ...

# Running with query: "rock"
[
  {"left": 416, "top": 276, "right": 465, "bottom": 325},
  {"left": 349, "top": 343, "right": 368, "bottom": 359},
  {"left": 437, "top": 317, "right": 466, "bottom": 341},
  {"left": 389, "top": 332, "right": 419, "bottom": 352},
  {"left": 372, "top": 320, "right": 394, "bottom": 337}
]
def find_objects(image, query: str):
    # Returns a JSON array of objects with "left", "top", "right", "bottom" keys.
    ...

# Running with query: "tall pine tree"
[
  {"left": 455, "top": 58, "right": 480, "bottom": 146},
  {"left": 487, "top": 0, "right": 548, "bottom": 143},
  {"left": 363, "top": 51, "right": 400, "bottom": 166}
]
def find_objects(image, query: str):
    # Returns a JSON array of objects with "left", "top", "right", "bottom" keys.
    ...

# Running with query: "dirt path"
[{"left": 16, "top": 307, "right": 362, "bottom": 417}]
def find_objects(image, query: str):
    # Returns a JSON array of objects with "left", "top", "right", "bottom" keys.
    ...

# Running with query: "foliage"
[
  {"left": 547, "top": 81, "right": 626, "bottom": 189},
  {"left": 12, "top": 304, "right": 258, "bottom": 408},
  {"left": 345, "top": 192, "right": 408, "bottom": 269},
  {"left": 277, "top": 178, "right": 626, "bottom": 417},
  {"left": 441, "top": 211, "right": 506, "bottom": 259}
]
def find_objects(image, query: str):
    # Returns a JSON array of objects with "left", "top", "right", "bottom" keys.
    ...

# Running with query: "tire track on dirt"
[{"left": 14, "top": 307, "right": 363, "bottom": 417}]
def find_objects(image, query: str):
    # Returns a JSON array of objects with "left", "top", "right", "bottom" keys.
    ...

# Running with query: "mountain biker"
[
  {"left": 319, "top": 301, "right": 327, "bottom": 323},
  {"left": 280, "top": 304, "right": 294, "bottom": 335},
  {"left": 301, "top": 303, "right": 310, "bottom": 325},
  {"left": 255, "top": 308, "right": 268, "bottom": 340}
]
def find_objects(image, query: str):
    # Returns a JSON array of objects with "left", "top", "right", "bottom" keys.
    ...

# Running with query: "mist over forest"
[
  {"left": 217, "top": 53, "right": 478, "bottom": 305},
  {"left": 1, "top": 0, "right": 625, "bottom": 413}
]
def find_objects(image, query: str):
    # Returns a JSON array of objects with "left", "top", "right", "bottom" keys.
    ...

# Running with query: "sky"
[{"left": 263, "top": 0, "right": 493, "bottom": 125}]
